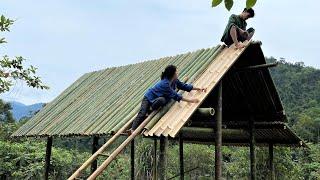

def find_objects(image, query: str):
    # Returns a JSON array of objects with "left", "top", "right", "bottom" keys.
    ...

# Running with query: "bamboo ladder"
[{"left": 68, "top": 109, "right": 160, "bottom": 180}]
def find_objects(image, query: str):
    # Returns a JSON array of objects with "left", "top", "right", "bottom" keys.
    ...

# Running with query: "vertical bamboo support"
[
  {"left": 131, "top": 139, "right": 135, "bottom": 180},
  {"left": 159, "top": 136, "right": 168, "bottom": 180},
  {"left": 44, "top": 137, "right": 53, "bottom": 180},
  {"left": 179, "top": 134, "right": 184, "bottom": 180},
  {"left": 269, "top": 143, "right": 275, "bottom": 180},
  {"left": 215, "top": 81, "right": 222, "bottom": 180},
  {"left": 153, "top": 139, "right": 157, "bottom": 180},
  {"left": 249, "top": 118, "right": 256, "bottom": 180},
  {"left": 91, "top": 136, "right": 99, "bottom": 174}
]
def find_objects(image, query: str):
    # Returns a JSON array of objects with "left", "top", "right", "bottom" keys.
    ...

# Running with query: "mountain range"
[{"left": 9, "top": 101, "right": 45, "bottom": 120}]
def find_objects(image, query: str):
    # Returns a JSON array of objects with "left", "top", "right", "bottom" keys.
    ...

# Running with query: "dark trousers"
[
  {"left": 224, "top": 27, "right": 255, "bottom": 46},
  {"left": 131, "top": 96, "right": 166, "bottom": 130}
]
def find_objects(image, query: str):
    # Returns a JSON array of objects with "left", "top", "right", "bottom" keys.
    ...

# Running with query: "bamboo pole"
[
  {"left": 153, "top": 139, "right": 157, "bottom": 180},
  {"left": 249, "top": 118, "right": 256, "bottom": 180},
  {"left": 87, "top": 110, "right": 160, "bottom": 180},
  {"left": 44, "top": 137, "right": 53, "bottom": 180},
  {"left": 131, "top": 139, "right": 135, "bottom": 180},
  {"left": 91, "top": 136, "right": 99, "bottom": 174},
  {"left": 235, "top": 62, "right": 278, "bottom": 72},
  {"left": 215, "top": 81, "right": 222, "bottom": 180},
  {"left": 158, "top": 136, "right": 168, "bottom": 180},
  {"left": 269, "top": 143, "right": 275, "bottom": 180},
  {"left": 193, "top": 108, "right": 215, "bottom": 119},
  {"left": 68, "top": 114, "right": 136, "bottom": 180},
  {"left": 179, "top": 134, "right": 184, "bottom": 180}
]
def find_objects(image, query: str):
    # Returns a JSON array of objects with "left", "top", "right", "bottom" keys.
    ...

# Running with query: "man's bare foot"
[
  {"left": 126, "top": 129, "right": 134, "bottom": 136},
  {"left": 235, "top": 43, "right": 245, "bottom": 49}
]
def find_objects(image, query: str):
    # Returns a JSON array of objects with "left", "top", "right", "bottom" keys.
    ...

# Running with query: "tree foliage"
[
  {"left": 0, "top": 15, "right": 48, "bottom": 93},
  {"left": 212, "top": 0, "right": 257, "bottom": 11}
]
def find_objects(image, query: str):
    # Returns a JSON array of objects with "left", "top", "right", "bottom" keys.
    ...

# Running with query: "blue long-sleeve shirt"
[{"left": 145, "top": 78, "right": 193, "bottom": 104}]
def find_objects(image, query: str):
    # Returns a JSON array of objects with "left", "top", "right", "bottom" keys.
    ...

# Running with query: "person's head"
[
  {"left": 241, "top": 8, "right": 255, "bottom": 20},
  {"left": 161, "top": 65, "right": 178, "bottom": 80}
]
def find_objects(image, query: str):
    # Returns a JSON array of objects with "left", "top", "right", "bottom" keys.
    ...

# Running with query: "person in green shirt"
[{"left": 221, "top": 8, "right": 255, "bottom": 49}]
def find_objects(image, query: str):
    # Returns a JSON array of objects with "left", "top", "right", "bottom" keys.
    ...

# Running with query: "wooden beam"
[
  {"left": 153, "top": 139, "right": 157, "bottom": 180},
  {"left": 179, "top": 134, "right": 184, "bottom": 180},
  {"left": 44, "top": 137, "right": 53, "bottom": 180},
  {"left": 269, "top": 143, "right": 275, "bottom": 180},
  {"left": 249, "top": 118, "right": 256, "bottom": 180},
  {"left": 215, "top": 81, "right": 222, "bottom": 180},
  {"left": 235, "top": 62, "right": 278, "bottom": 72},
  {"left": 131, "top": 139, "right": 135, "bottom": 180},
  {"left": 159, "top": 136, "right": 168, "bottom": 180},
  {"left": 91, "top": 136, "right": 99, "bottom": 174}
]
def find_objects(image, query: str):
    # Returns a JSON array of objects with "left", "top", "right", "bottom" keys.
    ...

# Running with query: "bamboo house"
[{"left": 11, "top": 41, "right": 306, "bottom": 180}]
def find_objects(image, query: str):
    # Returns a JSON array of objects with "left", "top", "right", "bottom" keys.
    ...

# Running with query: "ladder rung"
[
  {"left": 98, "top": 153, "right": 110, "bottom": 157},
  {"left": 120, "top": 132, "right": 129, "bottom": 136}
]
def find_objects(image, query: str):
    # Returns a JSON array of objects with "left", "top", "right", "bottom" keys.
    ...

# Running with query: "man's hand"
[
  {"left": 182, "top": 97, "right": 200, "bottom": 103},
  {"left": 189, "top": 98, "right": 200, "bottom": 103},
  {"left": 193, "top": 87, "right": 207, "bottom": 92}
]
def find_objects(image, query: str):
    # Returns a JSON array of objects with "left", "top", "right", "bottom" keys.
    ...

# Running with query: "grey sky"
[{"left": 0, "top": 0, "right": 319, "bottom": 104}]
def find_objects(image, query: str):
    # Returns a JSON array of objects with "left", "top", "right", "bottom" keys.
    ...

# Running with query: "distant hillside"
[{"left": 9, "top": 101, "right": 44, "bottom": 120}]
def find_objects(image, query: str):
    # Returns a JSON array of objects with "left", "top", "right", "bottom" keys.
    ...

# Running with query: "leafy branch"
[
  {"left": 212, "top": 0, "right": 257, "bottom": 11},
  {"left": 0, "top": 15, "right": 48, "bottom": 93}
]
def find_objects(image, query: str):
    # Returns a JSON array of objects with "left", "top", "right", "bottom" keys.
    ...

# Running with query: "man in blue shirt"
[{"left": 130, "top": 65, "right": 206, "bottom": 132}]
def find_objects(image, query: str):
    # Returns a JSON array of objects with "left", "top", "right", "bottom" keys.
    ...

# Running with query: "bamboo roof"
[
  {"left": 11, "top": 41, "right": 306, "bottom": 147},
  {"left": 12, "top": 43, "right": 223, "bottom": 137}
]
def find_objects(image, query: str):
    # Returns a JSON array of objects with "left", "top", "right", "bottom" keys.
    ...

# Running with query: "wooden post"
[
  {"left": 131, "top": 139, "right": 135, "bottom": 180},
  {"left": 215, "top": 81, "right": 222, "bottom": 180},
  {"left": 44, "top": 137, "right": 53, "bottom": 180},
  {"left": 249, "top": 118, "right": 256, "bottom": 180},
  {"left": 91, "top": 136, "right": 99, "bottom": 174},
  {"left": 179, "top": 134, "right": 184, "bottom": 180},
  {"left": 269, "top": 143, "right": 275, "bottom": 180},
  {"left": 159, "top": 136, "right": 168, "bottom": 180},
  {"left": 153, "top": 139, "right": 157, "bottom": 180}
]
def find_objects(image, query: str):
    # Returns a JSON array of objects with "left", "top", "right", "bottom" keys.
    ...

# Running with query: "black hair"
[
  {"left": 161, "top": 65, "right": 177, "bottom": 80},
  {"left": 243, "top": 8, "right": 255, "bottom": 18}
]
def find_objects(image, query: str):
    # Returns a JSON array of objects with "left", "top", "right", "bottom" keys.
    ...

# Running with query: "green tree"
[{"left": 0, "top": 99, "right": 14, "bottom": 123}]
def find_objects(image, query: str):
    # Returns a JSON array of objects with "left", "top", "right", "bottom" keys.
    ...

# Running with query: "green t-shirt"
[{"left": 221, "top": 14, "right": 247, "bottom": 42}]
